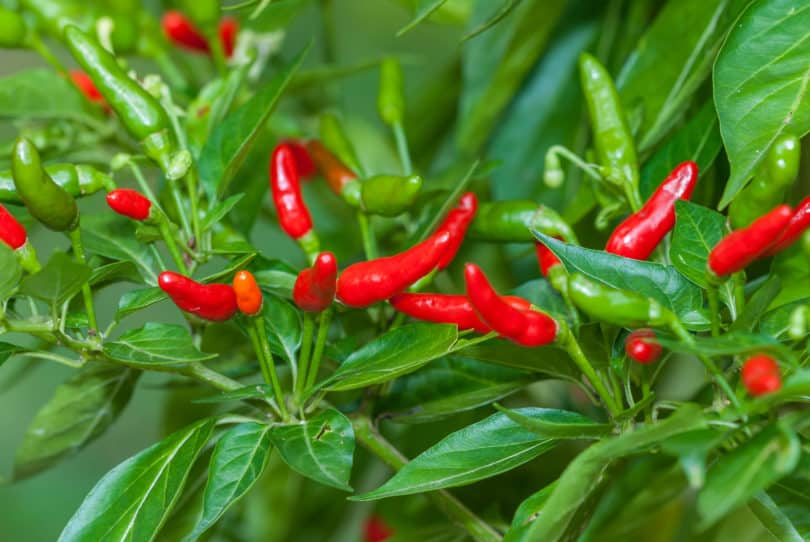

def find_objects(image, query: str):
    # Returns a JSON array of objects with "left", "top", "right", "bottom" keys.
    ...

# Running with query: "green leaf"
[
  {"left": 458, "top": 339, "right": 580, "bottom": 382},
  {"left": 397, "top": 0, "right": 450, "bottom": 36},
  {"left": 534, "top": 232, "right": 703, "bottom": 320},
  {"left": 353, "top": 408, "right": 559, "bottom": 501},
  {"left": 254, "top": 269, "right": 296, "bottom": 299},
  {"left": 766, "top": 473, "right": 810, "bottom": 540},
  {"left": 377, "top": 357, "right": 532, "bottom": 424},
  {"left": 697, "top": 423, "right": 801, "bottom": 529},
  {"left": 640, "top": 101, "right": 722, "bottom": 199},
  {"left": 269, "top": 408, "right": 354, "bottom": 491},
  {"left": 749, "top": 492, "right": 805, "bottom": 542},
  {"left": 187, "top": 422, "right": 272, "bottom": 540},
  {"left": 14, "top": 363, "right": 137, "bottom": 480},
  {"left": 59, "top": 418, "right": 215, "bottom": 542},
  {"left": 199, "top": 46, "right": 309, "bottom": 199},
  {"left": 731, "top": 276, "right": 782, "bottom": 332},
  {"left": 0, "top": 69, "right": 92, "bottom": 123},
  {"left": 89, "top": 261, "right": 143, "bottom": 287},
  {"left": 0, "top": 341, "right": 23, "bottom": 366},
  {"left": 18, "top": 252, "right": 91, "bottom": 307},
  {"left": 462, "top": 0, "right": 525, "bottom": 41},
  {"left": 81, "top": 214, "right": 158, "bottom": 284},
  {"left": 714, "top": 0, "right": 810, "bottom": 208},
  {"left": 261, "top": 294, "right": 301, "bottom": 365},
  {"left": 494, "top": 406, "right": 612, "bottom": 439},
  {"left": 616, "top": 0, "right": 747, "bottom": 151},
  {"left": 655, "top": 331, "right": 796, "bottom": 365},
  {"left": 759, "top": 298, "right": 810, "bottom": 339},
  {"left": 0, "top": 243, "right": 21, "bottom": 301},
  {"left": 115, "top": 287, "right": 167, "bottom": 322},
  {"left": 200, "top": 194, "right": 245, "bottom": 232},
  {"left": 103, "top": 323, "right": 216, "bottom": 367},
  {"left": 322, "top": 323, "right": 458, "bottom": 392}
]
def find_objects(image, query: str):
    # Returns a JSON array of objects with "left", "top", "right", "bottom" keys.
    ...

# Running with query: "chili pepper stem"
[
  {"left": 732, "top": 272, "right": 746, "bottom": 318},
  {"left": 352, "top": 415, "right": 501, "bottom": 542},
  {"left": 559, "top": 327, "right": 622, "bottom": 417},
  {"left": 357, "top": 212, "right": 378, "bottom": 259},
  {"left": 183, "top": 168, "right": 203, "bottom": 245},
  {"left": 641, "top": 366, "right": 653, "bottom": 423},
  {"left": 393, "top": 122, "right": 413, "bottom": 174},
  {"left": 255, "top": 316, "right": 289, "bottom": 420},
  {"left": 168, "top": 179, "right": 194, "bottom": 240},
  {"left": 183, "top": 361, "right": 243, "bottom": 392},
  {"left": 706, "top": 285, "right": 721, "bottom": 336},
  {"left": 208, "top": 33, "right": 228, "bottom": 75},
  {"left": 547, "top": 145, "right": 603, "bottom": 183},
  {"left": 158, "top": 217, "right": 189, "bottom": 274},
  {"left": 296, "top": 313, "right": 316, "bottom": 399},
  {"left": 17, "top": 242, "right": 42, "bottom": 274},
  {"left": 26, "top": 33, "right": 68, "bottom": 74},
  {"left": 68, "top": 227, "right": 98, "bottom": 335},
  {"left": 305, "top": 307, "right": 332, "bottom": 391}
]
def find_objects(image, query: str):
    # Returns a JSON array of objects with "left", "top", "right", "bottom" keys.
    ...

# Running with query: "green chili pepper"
[
  {"left": 63, "top": 25, "right": 177, "bottom": 175},
  {"left": 469, "top": 200, "right": 538, "bottom": 242},
  {"left": 319, "top": 112, "right": 363, "bottom": 175},
  {"left": 579, "top": 53, "right": 639, "bottom": 192},
  {"left": 12, "top": 137, "right": 79, "bottom": 232},
  {"left": 1, "top": 164, "right": 114, "bottom": 204},
  {"left": 377, "top": 57, "right": 405, "bottom": 127},
  {"left": 0, "top": 7, "right": 27, "bottom": 49},
  {"left": 729, "top": 134, "right": 800, "bottom": 228},
  {"left": 567, "top": 273, "right": 674, "bottom": 328},
  {"left": 360, "top": 174, "right": 421, "bottom": 217}
]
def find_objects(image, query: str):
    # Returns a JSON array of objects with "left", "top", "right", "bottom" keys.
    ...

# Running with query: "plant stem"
[
  {"left": 128, "top": 159, "right": 160, "bottom": 204},
  {"left": 352, "top": 416, "right": 501, "bottom": 542},
  {"left": 184, "top": 361, "right": 243, "bottom": 391},
  {"left": 707, "top": 285, "right": 721, "bottom": 337},
  {"left": 208, "top": 34, "right": 228, "bottom": 75},
  {"left": 28, "top": 33, "right": 67, "bottom": 74},
  {"left": 68, "top": 227, "right": 98, "bottom": 334},
  {"left": 158, "top": 218, "right": 189, "bottom": 274},
  {"left": 548, "top": 145, "right": 603, "bottom": 182},
  {"left": 255, "top": 316, "right": 289, "bottom": 420},
  {"left": 732, "top": 272, "right": 746, "bottom": 318},
  {"left": 393, "top": 122, "right": 412, "bottom": 174},
  {"left": 296, "top": 313, "right": 315, "bottom": 399},
  {"left": 560, "top": 328, "right": 622, "bottom": 417},
  {"left": 305, "top": 308, "right": 332, "bottom": 391},
  {"left": 357, "top": 212, "right": 378, "bottom": 259},
  {"left": 183, "top": 168, "right": 203, "bottom": 245}
]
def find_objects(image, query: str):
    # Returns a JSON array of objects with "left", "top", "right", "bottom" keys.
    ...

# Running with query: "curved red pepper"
[
  {"left": 708, "top": 204, "right": 793, "bottom": 276},
  {"left": 761, "top": 196, "right": 810, "bottom": 257},
  {"left": 161, "top": 11, "right": 238, "bottom": 58},
  {"left": 741, "top": 354, "right": 781, "bottom": 396},
  {"left": 218, "top": 18, "right": 239, "bottom": 58},
  {"left": 158, "top": 271, "right": 237, "bottom": 321},
  {"left": 107, "top": 189, "right": 152, "bottom": 221},
  {"left": 69, "top": 70, "right": 106, "bottom": 106},
  {"left": 336, "top": 232, "right": 451, "bottom": 308},
  {"left": 0, "top": 204, "right": 26, "bottom": 250},
  {"left": 606, "top": 161, "right": 698, "bottom": 260},
  {"left": 535, "top": 239, "right": 561, "bottom": 277},
  {"left": 625, "top": 329, "right": 662, "bottom": 364},
  {"left": 464, "top": 263, "right": 558, "bottom": 347},
  {"left": 270, "top": 142, "right": 313, "bottom": 240},
  {"left": 390, "top": 292, "right": 531, "bottom": 334},
  {"left": 283, "top": 139, "right": 317, "bottom": 180},
  {"left": 434, "top": 192, "right": 477, "bottom": 270},
  {"left": 293, "top": 252, "right": 338, "bottom": 312}
]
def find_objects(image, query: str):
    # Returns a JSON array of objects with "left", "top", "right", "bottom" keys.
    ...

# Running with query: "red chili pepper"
[
  {"left": 708, "top": 204, "right": 793, "bottom": 277},
  {"left": 158, "top": 271, "right": 237, "bottom": 321},
  {"left": 761, "top": 196, "right": 810, "bottom": 257},
  {"left": 741, "top": 354, "right": 781, "bottom": 396},
  {"left": 218, "top": 18, "right": 238, "bottom": 58},
  {"left": 233, "top": 270, "right": 263, "bottom": 316},
  {"left": 0, "top": 204, "right": 27, "bottom": 250},
  {"left": 434, "top": 192, "right": 477, "bottom": 270},
  {"left": 283, "top": 139, "right": 317, "bottom": 180},
  {"left": 336, "top": 232, "right": 452, "bottom": 308},
  {"left": 363, "top": 515, "right": 394, "bottom": 542},
  {"left": 270, "top": 142, "right": 313, "bottom": 240},
  {"left": 464, "top": 263, "right": 558, "bottom": 347},
  {"left": 161, "top": 11, "right": 238, "bottom": 58},
  {"left": 69, "top": 70, "right": 106, "bottom": 106},
  {"left": 306, "top": 140, "right": 359, "bottom": 196},
  {"left": 390, "top": 292, "right": 531, "bottom": 334},
  {"left": 535, "top": 239, "right": 562, "bottom": 277},
  {"left": 293, "top": 252, "right": 338, "bottom": 312},
  {"left": 625, "top": 329, "right": 662, "bottom": 364},
  {"left": 106, "top": 189, "right": 152, "bottom": 221},
  {"left": 606, "top": 161, "right": 698, "bottom": 260}
]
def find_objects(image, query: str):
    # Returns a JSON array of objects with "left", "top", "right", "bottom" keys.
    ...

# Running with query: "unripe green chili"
[
  {"left": 567, "top": 273, "right": 675, "bottom": 328},
  {"left": 0, "top": 7, "right": 27, "bottom": 48},
  {"left": 579, "top": 53, "right": 639, "bottom": 198},
  {"left": 377, "top": 57, "right": 405, "bottom": 126},
  {"left": 12, "top": 137, "right": 79, "bottom": 232},
  {"left": 1, "top": 164, "right": 115, "bottom": 204},
  {"left": 470, "top": 200, "right": 537, "bottom": 242},
  {"left": 63, "top": 25, "right": 177, "bottom": 175},
  {"left": 361, "top": 174, "right": 421, "bottom": 217},
  {"left": 319, "top": 112, "right": 363, "bottom": 174}
]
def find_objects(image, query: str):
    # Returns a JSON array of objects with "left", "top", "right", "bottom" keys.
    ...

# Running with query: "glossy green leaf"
[
  {"left": 186, "top": 422, "right": 273, "bottom": 540},
  {"left": 200, "top": 193, "right": 245, "bottom": 232},
  {"left": 765, "top": 473, "right": 810, "bottom": 540},
  {"left": 14, "top": 363, "right": 137, "bottom": 480},
  {"left": 352, "top": 408, "right": 558, "bottom": 500},
  {"left": 458, "top": 339, "right": 580, "bottom": 382},
  {"left": 89, "top": 261, "right": 143, "bottom": 287},
  {"left": 261, "top": 294, "right": 301, "bottom": 366},
  {"left": 462, "top": 0, "right": 524, "bottom": 41},
  {"left": 698, "top": 423, "right": 801, "bottom": 529},
  {"left": 749, "top": 492, "right": 804, "bottom": 542},
  {"left": 254, "top": 269, "right": 296, "bottom": 299},
  {"left": 0, "top": 242, "right": 20, "bottom": 300},
  {"left": 59, "top": 418, "right": 215, "bottom": 542},
  {"left": 0, "top": 341, "right": 23, "bottom": 366},
  {"left": 714, "top": 0, "right": 810, "bottom": 208},
  {"left": 397, "top": 0, "right": 450, "bottom": 36},
  {"left": 115, "top": 287, "right": 167, "bottom": 322},
  {"left": 103, "top": 323, "right": 217, "bottom": 366},
  {"left": 81, "top": 214, "right": 158, "bottom": 284},
  {"left": 0, "top": 69, "right": 91, "bottom": 123},
  {"left": 731, "top": 276, "right": 782, "bottom": 332},
  {"left": 759, "top": 297, "right": 810, "bottom": 339},
  {"left": 322, "top": 323, "right": 458, "bottom": 392},
  {"left": 655, "top": 331, "right": 796, "bottom": 365},
  {"left": 494, "top": 406, "right": 611, "bottom": 439},
  {"left": 199, "top": 46, "right": 309, "bottom": 199},
  {"left": 18, "top": 252, "right": 91, "bottom": 307},
  {"left": 269, "top": 408, "right": 354, "bottom": 491}
]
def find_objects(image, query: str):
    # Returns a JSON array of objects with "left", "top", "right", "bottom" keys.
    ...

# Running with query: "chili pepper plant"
[{"left": 0, "top": 1, "right": 809, "bottom": 541}]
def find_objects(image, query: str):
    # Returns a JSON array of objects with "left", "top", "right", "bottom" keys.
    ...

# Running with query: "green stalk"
[
  {"left": 255, "top": 316, "right": 289, "bottom": 420},
  {"left": 559, "top": 327, "right": 622, "bottom": 417},
  {"left": 296, "top": 313, "right": 316, "bottom": 399},
  {"left": 393, "top": 122, "right": 413, "bottom": 174},
  {"left": 158, "top": 218, "right": 189, "bottom": 274},
  {"left": 27, "top": 33, "right": 68, "bottom": 74},
  {"left": 184, "top": 362, "right": 243, "bottom": 392},
  {"left": 357, "top": 212, "right": 378, "bottom": 259},
  {"left": 68, "top": 227, "right": 98, "bottom": 334},
  {"left": 707, "top": 285, "right": 721, "bottom": 336},
  {"left": 305, "top": 308, "right": 332, "bottom": 391}
]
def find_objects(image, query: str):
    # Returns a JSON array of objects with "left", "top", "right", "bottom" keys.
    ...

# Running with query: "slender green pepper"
[
  {"left": 378, "top": 57, "right": 405, "bottom": 127},
  {"left": 579, "top": 53, "right": 639, "bottom": 196},
  {"left": 567, "top": 273, "right": 675, "bottom": 328},
  {"left": 319, "top": 112, "right": 363, "bottom": 174},
  {"left": 12, "top": 137, "right": 79, "bottom": 232},
  {"left": 729, "top": 134, "right": 800, "bottom": 228},
  {"left": 0, "top": 7, "right": 27, "bottom": 48},
  {"left": 63, "top": 25, "right": 177, "bottom": 175},
  {"left": 361, "top": 174, "right": 421, "bottom": 217},
  {"left": 469, "top": 200, "right": 538, "bottom": 242},
  {"left": 1, "top": 164, "right": 115, "bottom": 204}
]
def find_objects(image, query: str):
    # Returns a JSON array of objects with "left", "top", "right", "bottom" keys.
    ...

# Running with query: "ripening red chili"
[
  {"left": 761, "top": 196, "right": 810, "bottom": 257},
  {"left": 0, "top": 204, "right": 27, "bottom": 250},
  {"left": 434, "top": 192, "right": 477, "bottom": 270},
  {"left": 606, "top": 161, "right": 698, "bottom": 260},
  {"left": 161, "top": 11, "right": 238, "bottom": 58},
  {"left": 363, "top": 516, "right": 393, "bottom": 542},
  {"left": 336, "top": 232, "right": 452, "bottom": 308},
  {"left": 741, "top": 354, "right": 781, "bottom": 396},
  {"left": 464, "top": 263, "right": 558, "bottom": 347},
  {"left": 625, "top": 329, "right": 662, "bottom": 364},
  {"left": 69, "top": 70, "right": 106, "bottom": 106},
  {"left": 270, "top": 142, "right": 313, "bottom": 240},
  {"left": 158, "top": 271, "right": 238, "bottom": 321},
  {"left": 283, "top": 139, "right": 317, "bottom": 180},
  {"left": 233, "top": 270, "right": 263, "bottom": 316},
  {"left": 708, "top": 204, "right": 793, "bottom": 277},
  {"left": 305, "top": 140, "right": 359, "bottom": 196},
  {"left": 218, "top": 18, "right": 238, "bottom": 57},
  {"left": 390, "top": 292, "right": 531, "bottom": 334},
  {"left": 535, "top": 240, "right": 562, "bottom": 277},
  {"left": 293, "top": 252, "right": 338, "bottom": 312},
  {"left": 106, "top": 189, "right": 152, "bottom": 221}
]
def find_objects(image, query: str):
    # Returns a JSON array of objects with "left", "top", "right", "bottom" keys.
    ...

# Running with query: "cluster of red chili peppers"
[{"left": 161, "top": 11, "right": 239, "bottom": 58}]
